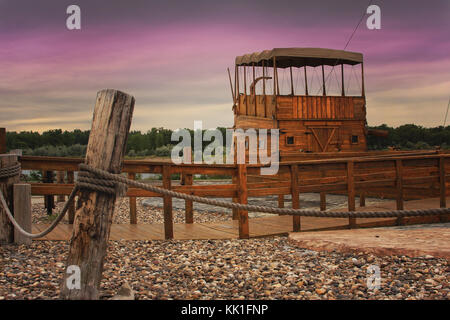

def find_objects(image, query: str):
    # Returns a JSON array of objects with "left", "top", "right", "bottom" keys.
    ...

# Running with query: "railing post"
[
  {"left": 237, "top": 164, "right": 249, "bottom": 239},
  {"left": 57, "top": 171, "right": 65, "bottom": 202},
  {"left": 183, "top": 147, "right": 194, "bottom": 224},
  {"left": 232, "top": 173, "right": 239, "bottom": 220},
  {"left": 347, "top": 160, "right": 356, "bottom": 228},
  {"left": 0, "top": 154, "right": 19, "bottom": 243},
  {"left": 278, "top": 194, "right": 284, "bottom": 209},
  {"left": 291, "top": 164, "right": 301, "bottom": 232},
  {"left": 359, "top": 191, "right": 366, "bottom": 207},
  {"left": 128, "top": 172, "right": 137, "bottom": 224},
  {"left": 13, "top": 184, "right": 32, "bottom": 245},
  {"left": 439, "top": 156, "right": 446, "bottom": 209},
  {"left": 320, "top": 192, "right": 326, "bottom": 211},
  {"left": 395, "top": 159, "right": 404, "bottom": 225},
  {"left": 162, "top": 164, "right": 173, "bottom": 239},
  {"left": 67, "top": 171, "right": 75, "bottom": 224},
  {"left": 184, "top": 173, "right": 193, "bottom": 224},
  {"left": 43, "top": 170, "right": 54, "bottom": 216}
]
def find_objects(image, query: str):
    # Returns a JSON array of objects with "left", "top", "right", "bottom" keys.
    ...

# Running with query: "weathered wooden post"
[
  {"left": 13, "top": 184, "right": 32, "bottom": 245},
  {"left": 347, "top": 160, "right": 356, "bottom": 228},
  {"left": 237, "top": 164, "right": 249, "bottom": 239},
  {"left": 291, "top": 164, "right": 301, "bottom": 232},
  {"left": 162, "top": 164, "right": 173, "bottom": 239},
  {"left": 60, "top": 89, "right": 134, "bottom": 300},
  {"left": 128, "top": 172, "right": 137, "bottom": 224},
  {"left": 0, "top": 154, "right": 20, "bottom": 243}
]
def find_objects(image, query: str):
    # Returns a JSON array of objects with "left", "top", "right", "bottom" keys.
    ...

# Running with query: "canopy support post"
[
  {"left": 304, "top": 66, "right": 308, "bottom": 96},
  {"left": 341, "top": 64, "right": 345, "bottom": 97},
  {"left": 361, "top": 62, "right": 365, "bottom": 97},
  {"left": 322, "top": 64, "right": 326, "bottom": 96},
  {"left": 290, "top": 67, "right": 294, "bottom": 96},
  {"left": 262, "top": 60, "right": 266, "bottom": 117}
]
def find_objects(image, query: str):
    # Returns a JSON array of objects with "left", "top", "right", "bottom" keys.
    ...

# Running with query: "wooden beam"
[
  {"left": 128, "top": 172, "right": 137, "bottom": 224},
  {"left": 60, "top": 89, "right": 134, "bottom": 300},
  {"left": 238, "top": 164, "right": 249, "bottom": 239},
  {"left": 291, "top": 164, "right": 300, "bottom": 232},
  {"left": 162, "top": 164, "right": 173, "bottom": 239},
  {"left": 0, "top": 128, "right": 6, "bottom": 154},
  {"left": 0, "top": 155, "right": 19, "bottom": 243},
  {"left": 347, "top": 160, "right": 356, "bottom": 228},
  {"left": 13, "top": 184, "right": 31, "bottom": 245}
]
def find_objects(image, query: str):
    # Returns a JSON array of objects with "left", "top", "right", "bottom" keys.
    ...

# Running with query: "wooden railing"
[{"left": 19, "top": 152, "right": 450, "bottom": 239}]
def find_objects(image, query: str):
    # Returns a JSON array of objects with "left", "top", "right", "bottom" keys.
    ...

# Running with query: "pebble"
[
  {"left": 4, "top": 198, "right": 446, "bottom": 300},
  {"left": 0, "top": 237, "right": 448, "bottom": 300}
]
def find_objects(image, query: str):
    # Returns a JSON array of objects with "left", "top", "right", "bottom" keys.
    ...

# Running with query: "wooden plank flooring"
[{"left": 32, "top": 197, "right": 449, "bottom": 241}]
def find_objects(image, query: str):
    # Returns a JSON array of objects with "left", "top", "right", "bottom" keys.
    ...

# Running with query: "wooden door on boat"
[{"left": 307, "top": 126, "right": 340, "bottom": 152}]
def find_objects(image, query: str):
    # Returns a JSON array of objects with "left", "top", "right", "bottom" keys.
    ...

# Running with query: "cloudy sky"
[{"left": 0, "top": 0, "right": 449, "bottom": 132}]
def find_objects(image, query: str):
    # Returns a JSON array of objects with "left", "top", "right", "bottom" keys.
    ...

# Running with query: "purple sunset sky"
[{"left": 0, "top": 0, "right": 449, "bottom": 132}]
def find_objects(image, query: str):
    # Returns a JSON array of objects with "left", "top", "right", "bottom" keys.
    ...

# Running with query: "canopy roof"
[{"left": 235, "top": 48, "right": 363, "bottom": 68}]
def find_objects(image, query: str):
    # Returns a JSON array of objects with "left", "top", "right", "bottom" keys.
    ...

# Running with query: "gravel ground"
[
  {"left": 32, "top": 197, "right": 231, "bottom": 225},
  {"left": 0, "top": 238, "right": 448, "bottom": 300}
]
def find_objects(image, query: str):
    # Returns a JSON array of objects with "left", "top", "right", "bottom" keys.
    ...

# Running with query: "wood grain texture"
[
  {"left": 0, "top": 155, "right": 19, "bottom": 243},
  {"left": 13, "top": 184, "right": 31, "bottom": 245},
  {"left": 60, "top": 89, "right": 134, "bottom": 300}
]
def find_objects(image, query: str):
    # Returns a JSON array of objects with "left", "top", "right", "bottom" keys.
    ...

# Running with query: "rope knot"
[{"left": 76, "top": 164, "right": 128, "bottom": 197}]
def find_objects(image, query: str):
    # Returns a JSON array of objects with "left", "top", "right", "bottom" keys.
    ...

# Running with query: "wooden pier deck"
[{"left": 32, "top": 197, "right": 448, "bottom": 241}]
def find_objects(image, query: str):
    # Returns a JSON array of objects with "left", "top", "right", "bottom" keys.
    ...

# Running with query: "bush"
[{"left": 154, "top": 145, "right": 173, "bottom": 157}]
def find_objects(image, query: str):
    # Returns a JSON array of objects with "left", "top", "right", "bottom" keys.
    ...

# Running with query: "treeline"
[
  {"left": 5, "top": 124, "right": 450, "bottom": 157},
  {"left": 367, "top": 124, "right": 450, "bottom": 150}
]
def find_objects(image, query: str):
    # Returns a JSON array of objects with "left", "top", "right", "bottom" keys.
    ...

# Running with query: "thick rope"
[
  {"left": 78, "top": 164, "right": 450, "bottom": 219},
  {"left": 0, "top": 162, "right": 78, "bottom": 238},
  {"left": 0, "top": 163, "right": 21, "bottom": 179},
  {"left": 1, "top": 162, "right": 449, "bottom": 239}
]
